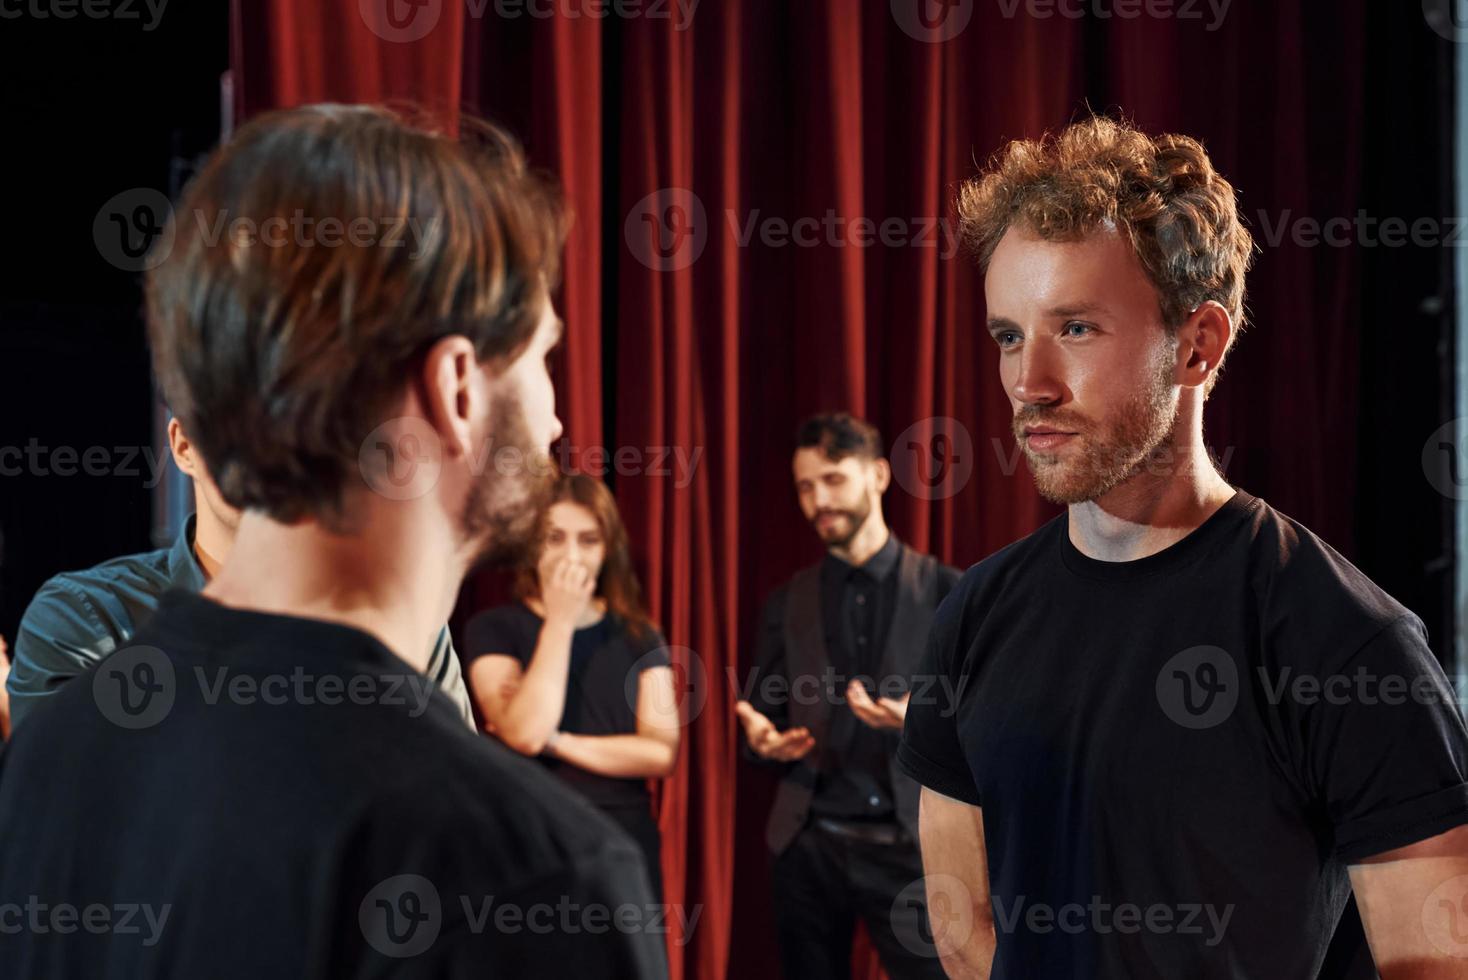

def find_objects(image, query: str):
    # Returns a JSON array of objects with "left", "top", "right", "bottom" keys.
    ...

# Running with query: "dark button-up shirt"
[
  {"left": 811, "top": 531, "right": 902, "bottom": 819},
  {"left": 8, "top": 515, "right": 473, "bottom": 731}
]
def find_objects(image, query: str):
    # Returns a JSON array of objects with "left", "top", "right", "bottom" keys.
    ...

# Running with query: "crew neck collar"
[{"left": 1057, "top": 488, "right": 1258, "bottom": 581}]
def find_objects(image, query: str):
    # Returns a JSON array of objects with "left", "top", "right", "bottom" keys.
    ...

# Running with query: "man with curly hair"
[{"left": 898, "top": 116, "right": 1468, "bottom": 978}]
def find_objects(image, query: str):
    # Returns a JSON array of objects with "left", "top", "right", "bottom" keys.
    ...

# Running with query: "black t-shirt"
[
  {"left": 0, "top": 590, "right": 668, "bottom": 979},
  {"left": 466, "top": 602, "right": 670, "bottom": 809},
  {"left": 898, "top": 489, "right": 1468, "bottom": 979}
]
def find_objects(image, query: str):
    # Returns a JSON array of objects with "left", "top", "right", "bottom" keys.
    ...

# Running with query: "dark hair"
[
  {"left": 514, "top": 473, "right": 656, "bottom": 641},
  {"left": 145, "top": 103, "right": 569, "bottom": 525},
  {"left": 957, "top": 115, "right": 1254, "bottom": 393},
  {"left": 795, "top": 412, "right": 884, "bottom": 462}
]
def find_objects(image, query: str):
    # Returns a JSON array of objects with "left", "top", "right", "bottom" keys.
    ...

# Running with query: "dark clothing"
[
  {"left": 465, "top": 602, "right": 671, "bottom": 901},
  {"left": 745, "top": 537, "right": 961, "bottom": 980},
  {"left": 898, "top": 489, "right": 1468, "bottom": 979},
  {"left": 771, "top": 823, "right": 948, "bottom": 980},
  {"left": 814, "top": 531, "right": 903, "bottom": 819},
  {"left": 0, "top": 590, "right": 667, "bottom": 979},
  {"left": 745, "top": 537, "right": 963, "bottom": 854},
  {"left": 602, "top": 802, "right": 666, "bottom": 907},
  {"left": 8, "top": 514, "right": 474, "bottom": 730}
]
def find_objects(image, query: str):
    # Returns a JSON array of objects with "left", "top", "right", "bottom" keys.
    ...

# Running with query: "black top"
[
  {"left": 747, "top": 535, "right": 963, "bottom": 818},
  {"left": 466, "top": 602, "right": 670, "bottom": 809},
  {"left": 814, "top": 531, "right": 902, "bottom": 818},
  {"left": 0, "top": 590, "right": 667, "bottom": 979},
  {"left": 898, "top": 489, "right": 1468, "bottom": 979}
]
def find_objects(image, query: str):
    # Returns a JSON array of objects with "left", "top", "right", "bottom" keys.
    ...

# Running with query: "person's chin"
[{"left": 1028, "top": 459, "right": 1095, "bottom": 506}]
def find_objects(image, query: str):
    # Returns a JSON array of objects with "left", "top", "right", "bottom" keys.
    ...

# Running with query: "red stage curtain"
[{"left": 232, "top": 3, "right": 1369, "bottom": 978}]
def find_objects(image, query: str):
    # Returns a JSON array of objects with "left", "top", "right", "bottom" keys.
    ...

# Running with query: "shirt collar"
[
  {"left": 167, "top": 512, "right": 208, "bottom": 593},
  {"left": 827, "top": 530, "right": 901, "bottom": 582}
]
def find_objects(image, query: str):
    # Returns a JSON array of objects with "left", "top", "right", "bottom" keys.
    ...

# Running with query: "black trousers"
[{"left": 771, "top": 821, "right": 950, "bottom": 980}]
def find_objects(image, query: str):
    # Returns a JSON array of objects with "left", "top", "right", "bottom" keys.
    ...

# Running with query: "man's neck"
[
  {"left": 200, "top": 501, "right": 466, "bottom": 673},
  {"left": 191, "top": 512, "right": 231, "bottom": 581},
  {"left": 828, "top": 513, "right": 891, "bottom": 567},
  {"left": 1067, "top": 439, "right": 1235, "bottom": 563}
]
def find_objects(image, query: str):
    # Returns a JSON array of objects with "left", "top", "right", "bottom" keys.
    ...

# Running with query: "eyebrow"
[{"left": 986, "top": 303, "right": 1110, "bottom": 334}]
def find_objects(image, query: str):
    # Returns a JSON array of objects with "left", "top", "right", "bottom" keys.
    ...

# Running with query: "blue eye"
[
  {"left": 995, "top": 331, "right": 1021, "bottom": 348},
  {"left": 1064, "top": 321, "right": 1093, "bottom": 337}
]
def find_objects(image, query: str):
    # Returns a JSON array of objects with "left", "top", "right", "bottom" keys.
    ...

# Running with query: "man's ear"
[
  {"left": 871, "top": 457, "right": 892, "bottom": 494},
  {"left": 1176, "top": 301, "right": 1234, "bottom": 390},
  {"left": 419, "top": 334, "right": 483, "bottom": 460},
  {"left": 167, "top": 417, "right": 197, "bottom": 479}
]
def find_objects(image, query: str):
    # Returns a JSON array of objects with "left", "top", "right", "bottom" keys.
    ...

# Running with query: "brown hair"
[
  {"left": 145, "top": 103, "right": 568, "bottom": 525},
  {"left": 957, "top": 115, "right": 1254, "bottom": 393},
  {"left": 515, "top": 473, "right": 656, "bottom": 641},
  {"left": 796, "top": 412, "right": 883, "bottom": 462}
]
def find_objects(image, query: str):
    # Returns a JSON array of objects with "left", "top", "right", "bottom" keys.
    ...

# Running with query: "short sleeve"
[
  {"left": 896, "top": 570, "right": 982, "bottom": 807},
  {"left": 1303, "top": 615, "right": 1468, "bottom": 862},
  {"left": 631, "top": 625, "right": 671, "bottom": 670},
  {"left": 463, "top": 606, "right": 533, "bottom": 667}
]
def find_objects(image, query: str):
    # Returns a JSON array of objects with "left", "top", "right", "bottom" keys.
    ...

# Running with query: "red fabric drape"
[{"left": 233, "top": 3, "right": 1369, "bottom": 978}]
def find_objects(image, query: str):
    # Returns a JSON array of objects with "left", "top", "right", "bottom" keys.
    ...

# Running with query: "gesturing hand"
[
  {"left": 735, "top": 700, "right": 816, "bottom": 762},
  {"left": 847, "top": 680, "right": 909, "bottom": 731}
]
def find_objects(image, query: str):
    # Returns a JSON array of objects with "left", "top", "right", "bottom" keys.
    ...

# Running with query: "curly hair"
[{"left": 958, "top": 116, "right": 1254, "bottom": 392}]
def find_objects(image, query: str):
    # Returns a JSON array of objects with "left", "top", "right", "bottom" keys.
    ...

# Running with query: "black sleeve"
[
  {"left": 738, "top": 587, "right": 794, "bottom": 768},
  {"left": 1298, "top": 615, "right": 1468, "bottom": 862},
  {"left": 633, "top": 626, "right": 672, "bottom": 670},
  {"left": 463, "top": 606, "right": 532, "bottom": 667},
  {"left": 896, "top": 569, "right": 982, "bottom": 806}
]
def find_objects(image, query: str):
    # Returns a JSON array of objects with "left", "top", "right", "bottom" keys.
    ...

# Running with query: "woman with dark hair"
[{"left": 465, "top": 473, "right": 679, "bottom": 901}]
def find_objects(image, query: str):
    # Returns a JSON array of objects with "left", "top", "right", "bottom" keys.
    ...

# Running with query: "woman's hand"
[{"left": 539, "top": 558, "right": 596, "bottom": 627}]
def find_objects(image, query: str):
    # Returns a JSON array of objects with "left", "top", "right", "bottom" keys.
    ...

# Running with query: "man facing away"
[
  {"left": 6, "top": 417, "right": 475, "bottom": 731},
  {"left": 736, "top": 412, "right": 963, "bottom": 979},
  {"left": 0, "top": 105, "right": 666, "bottom": 978},
  {"left": 898, "top": 116, "right": 1468, "bottom": 978}
]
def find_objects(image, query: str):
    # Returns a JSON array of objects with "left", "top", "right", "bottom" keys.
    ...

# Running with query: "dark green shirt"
[{"left": 7, "top": 515, "right": 474, "bottom": 731}]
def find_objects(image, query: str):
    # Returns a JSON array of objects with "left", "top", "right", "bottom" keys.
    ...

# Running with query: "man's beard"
[
  {"left": 811, "top": 494, "right": 872, "bottom": 549},
  {"left": 461, "top": 394, "right": 557, "bottom": 569},
  {"left": 1014, "top": 344, "right": 1180, "bottom": 506}
]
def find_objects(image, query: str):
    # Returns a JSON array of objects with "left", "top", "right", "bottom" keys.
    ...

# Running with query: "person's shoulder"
[
  {"left": 464, "top": 602, "right": 536, "bottom": 658},
  {"left": 15, "top": 547, "right": 170, "bottom": 653},
  {"left": 953, "top": 512, "right": 1067, "bottom": 599},
  {"left": 1242, "top": 494, "right": 1420, "bottom": 662},
  {"left": 46, "top": 545, "right": 175, "bottom": 598}
]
